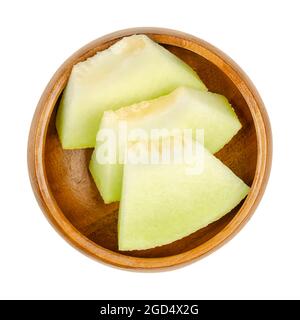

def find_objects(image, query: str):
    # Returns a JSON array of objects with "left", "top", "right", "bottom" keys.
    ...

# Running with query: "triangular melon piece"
[
  {"left": 89, "top": 87, "right": 242, "bottom": 203},
  {"left": 118, "top": 139, "right": 249, "bottom": 251},
  {"left": 56, "top": 35, "right": 207, "bottom": 149}
]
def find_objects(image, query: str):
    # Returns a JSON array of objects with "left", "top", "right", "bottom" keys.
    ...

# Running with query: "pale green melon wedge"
[
  {"left": 89, "top": 152, "right": 123, "bottom": 204},
  {"left": 89, "top": 110, "right": 124, "bottom": 203},
  {"left": 118, "top": 140, "right": 249, "bottom": 251},
  {"left": 89, "top": 87, "right": 242, "bottom": 203},
  {"left": 56, "top": 35, "right": 207, "bottom": 149}
]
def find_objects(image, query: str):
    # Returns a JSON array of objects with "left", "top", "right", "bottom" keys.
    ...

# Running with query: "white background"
[{"left": 0, "top": 0, "right": 299, "bottom": 300}]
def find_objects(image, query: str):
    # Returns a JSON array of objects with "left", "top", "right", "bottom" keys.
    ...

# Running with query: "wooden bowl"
[{"left": 28, "top": 28, "right": 272, "bottom": 270}]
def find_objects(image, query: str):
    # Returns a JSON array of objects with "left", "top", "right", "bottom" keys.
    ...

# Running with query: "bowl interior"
[{"left": 44, "top": 42, "right": 257, "bottom": 258}]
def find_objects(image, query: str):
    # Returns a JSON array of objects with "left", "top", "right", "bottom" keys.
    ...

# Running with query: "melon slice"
[
  {"left": 118, "top": 140, "right": 249, "bottom": 251},
  {"left": 89, "top": 87, "right": 242, "bottom": 203},
  {"left": 56, "top": 35, "right": 207, "bottom": 149}
]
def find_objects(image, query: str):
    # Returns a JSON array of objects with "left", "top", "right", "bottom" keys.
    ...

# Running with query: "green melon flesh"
[
  {"left": 89, "top": 87, "right": 242, "bottom": 203},
  {"left": 118, "top": 140, "right": 249, "bottom": 251},
  {"left": 56, "top": 35, "right": 207, "bottom": 149}
]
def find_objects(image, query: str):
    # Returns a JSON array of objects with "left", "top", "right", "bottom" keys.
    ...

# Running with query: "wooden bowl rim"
[{"left": 28, "top": 27, "right": 272, "bottom": 270}]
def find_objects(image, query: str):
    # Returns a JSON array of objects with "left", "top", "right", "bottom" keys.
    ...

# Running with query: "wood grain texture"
[{"left": 28, "top": 28, "right": 272, "bottom": 270}]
